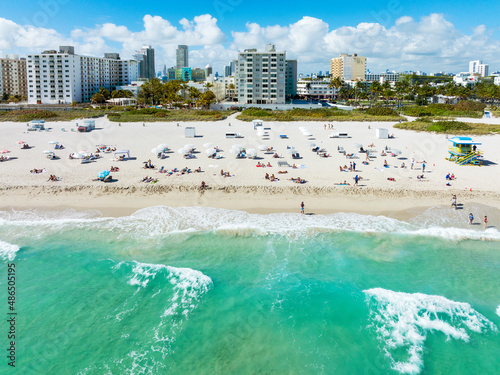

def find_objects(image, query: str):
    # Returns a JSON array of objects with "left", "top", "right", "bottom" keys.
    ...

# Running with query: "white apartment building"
[
  {"left": 297, "top": 80, "right": 337, "bottom": 99},
  {"left": 235, "top": 44, "right": 287, "bottom": 104},
  {"left": 330, "top": 54, "right": 366, "bottom": 81},
  {"left": 469, "top": 60, "right": 489, "bottom": 77},
  {"left": 494, "top": 76, "right": 500, "bottom": 86},
  {"left": 27, "top": 46, "right": 139, "bottom": 104},
  {"left": 453, "top": 73, "right": 479, "bottom": 87}
]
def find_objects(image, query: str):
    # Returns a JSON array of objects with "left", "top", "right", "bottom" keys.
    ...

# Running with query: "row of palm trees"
[
  {"left": 137, "top": 78, "right": 216, "bottom": 109},
  {"left": 90, "top": 78, "right": 217, "bottom": 109},
  {"left": 324, "top": 78, "right": 500, "bottom": 106}
]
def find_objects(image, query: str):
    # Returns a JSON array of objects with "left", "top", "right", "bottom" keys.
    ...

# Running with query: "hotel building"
[
  {"left": 0, "top": 55, "right": 28, "bottom": 99},
  {"left": 330, "top": 54, "right": 366, "bottom": 81}
]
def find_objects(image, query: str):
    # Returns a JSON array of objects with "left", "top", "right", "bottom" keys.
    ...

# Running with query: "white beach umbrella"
[
  {"left": 391, "top": 149, "right": 402, "bottom": 155},
  {"left": 43, "top": 150, "right": 54, "bottom": 154},
  {"left": 49, "top": 141, "right": 59, "bottom": 144},
  {"left": 178, "top": 147, "right": 188, "bottom": 154},
  {"left": 203, "top": 142, "right": 214, "bottom": 148},
  {"left": 307, "top": 142, "right": 316, "bottom": 148},
  {"left": 231, "top": 144, "right": 243, "bottom": 152},
  {"left": 185, "top": 144, "right": 195, "bottom": 150},
  {"left": 286, "top": 148, "right": 296, "bottom": 155},
  {"left": 72, "top": 153, "right": 84, "bottom": 159},
  {"left": 353, "top": 143, "right": 363, "bottom": 149},
  {"left": 246, "top": 148, "right": 257, "bottom": 158},
  {"left": 205, "top": 148, "right": 216, "bottom": 155},
  {"left": 151, "top": 148, "right": 161, "bottom": 154},
  {"left": 157, "top": 143, "right": 168, "bottom": 151},
  {"left": 258, "top": 144, "right": 268, "bottom": 151}
]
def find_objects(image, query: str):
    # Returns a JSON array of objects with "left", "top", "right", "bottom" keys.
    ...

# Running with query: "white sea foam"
[
  {"left": 1, "top": 206, "right": 500, "bottom": 242},
  {"left": 496, "top": 305, "right": 500, "bottom": 318},
  {"left": 364, "top": 288, "right": 497, "bottom": 374},
  {"left": 0, "top": 241, "right": 20, "bottom": 261}
]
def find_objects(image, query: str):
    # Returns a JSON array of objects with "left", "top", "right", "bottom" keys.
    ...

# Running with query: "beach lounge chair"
[
  {"left": 338, "top": 146, "right": 345, "bottom": 153},
  {"left": 278, "top": 161, "right": 289, "bottom": 167},
  {"left": 280, "top": 135, "right": 288, "bottom": 139}
]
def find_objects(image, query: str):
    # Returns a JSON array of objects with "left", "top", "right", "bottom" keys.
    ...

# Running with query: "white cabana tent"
[{"left": 114, "top": 150, "right": 130, "bottom": 159}]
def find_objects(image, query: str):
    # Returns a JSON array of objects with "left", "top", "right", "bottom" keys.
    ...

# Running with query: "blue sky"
[{"left": 0, "top": 0, "right": 499, "bottom": 74}]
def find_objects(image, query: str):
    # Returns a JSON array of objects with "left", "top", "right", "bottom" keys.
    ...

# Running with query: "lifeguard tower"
[{"left": 447, "top": 137, "right": 483, "bottom": 165}]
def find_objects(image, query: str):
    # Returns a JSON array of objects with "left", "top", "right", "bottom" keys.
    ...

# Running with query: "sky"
[{"left": 0, "top": 0, "right": 499, "bottom": 75}]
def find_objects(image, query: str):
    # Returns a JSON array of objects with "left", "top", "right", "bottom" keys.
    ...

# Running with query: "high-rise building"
[
  {"left": 469, "top": 60, "right": 489, "bottom": 77},
  {"left": 285, "top": 60, "right": 297, "bottom": 99},
  {"left": 135, "top": 46, "right": 155, "bottom": 79},
  {"left": 224, "top": 65, "right": 231, "bottom": 77},
  {"left": 330, "top": 53, "right": 366, "bottom": 80},
  {"left": 176, "top": 45, "right": 189, "bottom": 69},
  {"left": 26, "top": 46, "right": 139, "bottom": 104},
  {"left": 0, "top": 55, "right": 28, "bottom": 99},
  {"left": 235, "top": 44, "right": 287, "bottom": 104}
]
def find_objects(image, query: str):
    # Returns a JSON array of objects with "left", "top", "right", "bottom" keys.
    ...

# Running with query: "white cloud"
[{"left": 0, "top": 13, "right": 499, "bottom": 75}]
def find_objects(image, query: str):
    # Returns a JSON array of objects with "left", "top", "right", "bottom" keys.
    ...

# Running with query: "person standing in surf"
[
  {"left": 468, "top": 213, "right": 474, "bottom": 225},
  {"left": 484, "top": 216, "right": 488, "bottom": 229}
]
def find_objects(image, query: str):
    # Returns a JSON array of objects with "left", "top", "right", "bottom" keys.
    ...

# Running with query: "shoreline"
[{"left": 1, "top": 185, "right": 499, "bottom": 219}]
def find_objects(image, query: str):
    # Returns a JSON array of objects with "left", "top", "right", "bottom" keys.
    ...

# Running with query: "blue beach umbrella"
[{"left": 98, "top": 170, "right": 110, "bottom": 179}]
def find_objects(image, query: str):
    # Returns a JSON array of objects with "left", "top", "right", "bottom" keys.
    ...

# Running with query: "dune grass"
[{"left": 394, "top": 120, "right": 500, "bottom": 135}]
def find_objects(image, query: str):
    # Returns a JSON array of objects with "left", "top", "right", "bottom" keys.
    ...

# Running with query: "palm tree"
[{"left": 328, "top": 77, "right": 343, "bottom": 99}]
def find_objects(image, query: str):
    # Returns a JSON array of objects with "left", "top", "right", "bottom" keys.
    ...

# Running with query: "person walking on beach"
[
  {"left": 422, "top": 161, "right": 426, "bottom": 172},
  {"left": 468, "top": 213, "right": 474, "bottom": 225},
  {"left": 451, "top": 195, "right": 457, "bottom": 209},
  {"left": 411, "top": 158, "right": 414, "bottom": 170},
  {"left": 301, "top": 202, "right": 305, "bottom": 214},
  {"left": 484, "top": 216, "right": 488, "bottom": 229}
]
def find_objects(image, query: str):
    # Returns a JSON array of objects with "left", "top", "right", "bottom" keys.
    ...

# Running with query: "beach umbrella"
[
  {"left": 99, "top": 145, "right": 107, "bottom": 149},
  {"left": 185, "top": 144, "right": 195, "bottom": 150},
  {"left": 178, "top": 147, "right": 188, "bottom": 154},
  {"left": 0, "top": 150, "right": 10, "bottom": 154},
  {"left": 353, "top": 143, "right": 363, "bottom": 149},
  {"left": 307, "top": 142, "right": 316, "bottom": 148},
  {"left": 247, "top": 148, "right": 257, "bottom": 158},
  {"left": 205, "top": 149, "right": 216, "bottom": 155},
  {"left": 286, "top": 148, "right": 296, "bottom": 155},
  {"left": 391, "top": 149, "right": 402, "bottom": 156},
  {"left": 43, "top": 150, "right": 54, "bottom": 154},
  {"left": 203, "top": 142, "right": 214, "bottom": 148},
  {"left": 151, "top": 148, "right": 161, "bottom": 154},
  {"left": 258, "top": 144, "right": 268, "bottom": 151},
  {"left": 49, "top": 141, "right": 59, "bottom": 144},
  {"left": 97, "top": 170, "right": 110, "bottom": 179},
  {"left": 229, "top": 148, "right": 239, "bottom": 155},
  {"left": 157, "top": 143, "right": 168, "bottom": 150},
  {"left": 72, "top": 153, "right": 84, "bottom": 159},
  {"left": 16, "top": 141, "right": 25, "bottom": 144}
]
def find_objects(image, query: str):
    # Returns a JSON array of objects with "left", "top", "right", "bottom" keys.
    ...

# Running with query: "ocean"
[{"left": 0, "top": 205, "right": 499, "bottom": 374}]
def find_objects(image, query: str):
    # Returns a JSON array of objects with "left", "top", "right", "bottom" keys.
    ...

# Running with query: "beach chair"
[
  {"left": 338, "top": 146, "right": 345, "bottom": 153},
  {"left": 280, "top": 135, "right": 288, "bottom": 139},
  {"left": 278, "top": 161, "right": 289, "bottom": 167}
]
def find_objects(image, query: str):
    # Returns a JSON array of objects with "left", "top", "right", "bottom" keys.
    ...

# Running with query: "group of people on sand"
[
  {"left": 324, "top": 124, "right": 335, "bottom": 129},
  {"left": 452, "top": 195, "right": 489, "bottom": 229},
  {"left": 0, "top": 155, "right": 10, "bottom": 162},
  {"left": 340, "top": 162, "right": 356, "bottom": 172},
  {"left": 54, "top": 144, "right": 64, "bottom": 150},
  {"left": 144, "top": 160, "right": 155, "bottom": 169},
  {"left": 158, "top": 166, "right": 202, "bottom": 176},
  {"left": 95, "top": 146, "right": 115, "bottom": 153},
  {"left": 446, "top": 172, "right": 456, "bottom": 180},
  {"left": 220, "top": 169, "right": 231, "bottom": 178},
  {"left": 265, "top": 173, "right": 279, "bottom": 182},
  {"left": 47, "top": 174, "right": 60, "bottom": 182},
  {"left": 30, "top": 168, "right": 45, "bottom": 174},
  {"left": 256, "top": 162, "right": 273, "bottom": 168},
  {"left": 21, "top": 143, "right": 31, "bottom": 149}
]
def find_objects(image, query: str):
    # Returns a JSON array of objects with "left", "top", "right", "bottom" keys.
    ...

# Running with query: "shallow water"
[{"left": 0, "top": 206, "right": 499, "bottom": 374}]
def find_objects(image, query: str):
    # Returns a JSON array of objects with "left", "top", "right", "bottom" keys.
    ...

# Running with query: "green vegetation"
[
  {"left": 394, "top": 120, "right": 500, "bottom": 135},
  {"left": 0, "top": 109, "right": 108, "bottom": 122},
  {"left": 107, "top": 109, "right": 234, "bottom": 122},
  {"left": 236, "top": 107, "right": 405, "bottom": 122},
  {"left": 403, "top": 101, "right": 486, "bottom": 118}
]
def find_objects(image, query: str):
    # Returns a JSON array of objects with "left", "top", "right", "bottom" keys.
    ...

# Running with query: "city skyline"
[{"left": 0, "top": 2, "right": 499, "bottom": 75}]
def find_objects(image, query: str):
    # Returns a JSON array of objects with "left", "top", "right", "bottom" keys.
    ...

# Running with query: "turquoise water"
[{"left": 1, "top": 206, "right": 499, "bottom": 374}]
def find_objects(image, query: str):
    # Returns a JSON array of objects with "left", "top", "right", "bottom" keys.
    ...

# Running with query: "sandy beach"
[{"left": 1, "top": 112, "right": 500, "bottom": 216}]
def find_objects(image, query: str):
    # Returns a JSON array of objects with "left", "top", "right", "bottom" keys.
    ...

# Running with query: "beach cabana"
[
  {"left": 28, "top": 120, "right": 45, "bottom": 131},
  {"left": 376, "top": 128, "right": 388, "bottom": 139},
  {"left": 77, "top": 120, "right": 95, "bottom": 132},
  {"left": 185, "top": 127, "right": 196, "bottom": 138},
  {"left": 253, "top": 119, "right": 264, "bottom": 130},
  {"left": 447, "top": 137, "right": 482, "bottom": 165},
  {"left": 114, "top": 150, "right": 130, "bottom": 160}
]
